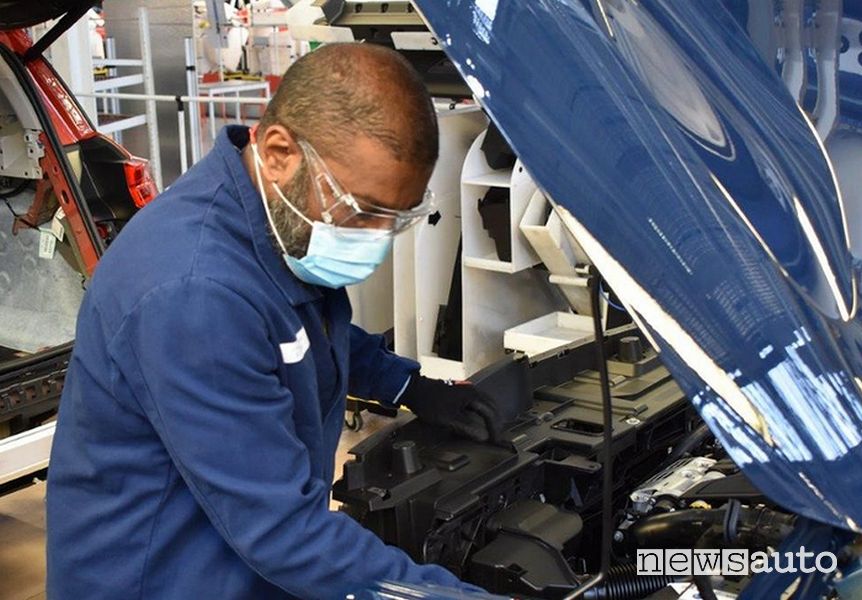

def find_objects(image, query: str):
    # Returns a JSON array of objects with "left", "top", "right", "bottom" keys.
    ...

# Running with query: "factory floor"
[
  {"left": 0, "top": 484, "right": 45, "bottom": 600},
  {"left": 0, "top": 410, "right": 404, "bottom": 600}
]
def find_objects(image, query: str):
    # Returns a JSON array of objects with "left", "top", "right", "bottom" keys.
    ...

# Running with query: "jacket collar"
[{"left": 215, "top": 125, "right": 322, "bottom": 306}]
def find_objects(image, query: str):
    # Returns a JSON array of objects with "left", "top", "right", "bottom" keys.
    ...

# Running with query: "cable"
[
  {"left": 2, "top": 198, "right": 18, "bottom": 218},
  {"left": 693, "top": 573, "right": 719, "bottom": 600},
  {"left": 3, "top": 199, "right": 38, "bottom": 230},
  {"left": 1, "top": 180, "right": 38, "bottom": 230},
  {"left": 459, "top": 516, "right": 486, "bottom": 572},
  {"left": 593, "top": 271, "right": 615, "bottom": 577},
  {"left": 563, "top": 269, "right": 614, "bottom": 599},
  {"left": 659, "top": 423, "right": 713, "bottom": 469},
  {"left": 599, "top": 279, "right": 627, "bottom": 313},
  {"left": 692, "top": 527, "right": 720, "bottom": 600}
]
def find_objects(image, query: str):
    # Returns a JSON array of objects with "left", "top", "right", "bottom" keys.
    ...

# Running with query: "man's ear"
[{"left": 258, "top": 125, "right": 302, "bottom": 187}]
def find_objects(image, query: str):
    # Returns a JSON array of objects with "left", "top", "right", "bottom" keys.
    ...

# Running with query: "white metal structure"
[
  {"left": 0, "top": 423, "right": 55, "bottom": 486},
  {"left": 91, "top": 7, "right": 163, "bottom": 190},
  {"left": 394, "top": 108, "right": 582, "bottom": 380},
  {"left": 246, "top": 1, "right": 299, "bottom": 79},
  {"left": 44, "top": 10, "right": 97, "bottom": 122},
  {"left": 199, "top": 79, "right": 270, "bottom": 143},
  {"left": 185, "top": 38, "right": 203, "bottom": 164},
  {"left": 99, "top": 38, "right": 123, "bottom": 142},
  {"left": 75, "top": 90, "right": 269, "bottom": 176}
]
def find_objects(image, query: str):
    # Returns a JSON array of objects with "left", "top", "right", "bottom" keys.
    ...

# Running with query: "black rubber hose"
[
  {"left": 693, "top": 575, "right": 719, "bottom": 600},
  {"left": 723, "top": 499, "right": 741, "bottom": 544},
  {"left": 628, "top": 506, "right": 795, "bottom": 550},
  {"left": 629, "top": 507, "right": 727, "bottom": 549},
  {"left": 660, "top": 423, "right": 713, "bottom": 468},
  {"left": 581, "top": 564, "right": 677, "bottom": 600},
  {"left": 692, "top": 529, "right": 720, "bottom": 600}
]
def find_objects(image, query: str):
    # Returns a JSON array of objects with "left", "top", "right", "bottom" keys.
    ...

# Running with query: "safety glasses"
[{"left": 297, "top": 139, "right": 435, "bottom": 239}]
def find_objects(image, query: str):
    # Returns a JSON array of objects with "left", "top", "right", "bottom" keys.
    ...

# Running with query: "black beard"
[{"left": 267, "top": 159, "right": 312, "bottom": 258}]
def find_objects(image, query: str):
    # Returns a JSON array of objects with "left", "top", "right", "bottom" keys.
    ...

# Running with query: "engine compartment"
[{"left": 334, "top": 328, "right": 797, "bottom": 599}]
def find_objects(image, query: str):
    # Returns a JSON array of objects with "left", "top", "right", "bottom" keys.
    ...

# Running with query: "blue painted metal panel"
[
  {"left": 411, "top": 0, "right": 862, "bottom": 533},
  {"left": 838, "top": 10, "right": 862, "bottom": 127}
]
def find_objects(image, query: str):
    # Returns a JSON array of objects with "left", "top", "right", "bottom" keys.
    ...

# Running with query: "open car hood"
[
  {"left": 0, "top": 0, "right": 96, "bottom": 29},
  {"left": 413, "top": 0, "right": 862, "bottom": 533}
]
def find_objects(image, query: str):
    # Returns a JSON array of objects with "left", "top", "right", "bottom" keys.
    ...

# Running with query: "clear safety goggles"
[{"left": 297, "top": 139, "right": 435, "bottom": 239}]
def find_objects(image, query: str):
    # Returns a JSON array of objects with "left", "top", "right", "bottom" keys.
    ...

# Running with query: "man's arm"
[
  {"left": 348, "top": 324, "right": 418, "bottom": 404},
  {"left": 109, "top": 278, "right": 463, "bottom": 599},
  {"left": 347, "top": 325, "right": 504, "bottom": 442}
]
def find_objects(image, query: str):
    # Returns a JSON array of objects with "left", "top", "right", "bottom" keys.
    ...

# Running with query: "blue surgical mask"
[
  {"left": 284, "top": 222, "right": 392, "bottom": 288},
  {"left": 250, "top": 142, "right": 392, "bottom": 289}
]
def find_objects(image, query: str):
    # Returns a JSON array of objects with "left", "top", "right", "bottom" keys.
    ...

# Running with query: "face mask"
[
  {"left": 250, "top": 141, "right": 392, "bottom": 289},
  {"left": 284, "top": 222, "right": 392, "bottom": 288}
]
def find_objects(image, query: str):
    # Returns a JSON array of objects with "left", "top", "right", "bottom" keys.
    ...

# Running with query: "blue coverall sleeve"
[
  {"left": 348, "top": 324, "right": 420, "bottom": 404},
  {"left": 109, "top": 278, "right": 462, "bottom": 599}
]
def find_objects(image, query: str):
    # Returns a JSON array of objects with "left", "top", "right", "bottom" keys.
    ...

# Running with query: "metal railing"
[
  {"left": 76, "top": 89, "right": 269, "bottom": 181},
  {"left": 83, "top": 14, "right": 271, "bottom": 190},
  {"left": 90, "top": 8, "right": 163, "bottom": 189}
]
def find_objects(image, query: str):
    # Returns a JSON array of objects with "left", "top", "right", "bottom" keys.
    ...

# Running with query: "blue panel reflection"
[{"left": 412, "top": 0, "right": 862, "bottom": 532}]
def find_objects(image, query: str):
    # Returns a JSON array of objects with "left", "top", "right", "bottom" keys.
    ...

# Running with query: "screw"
[{"left": 613, "top": 531, "right": 624, "bottom": 542}]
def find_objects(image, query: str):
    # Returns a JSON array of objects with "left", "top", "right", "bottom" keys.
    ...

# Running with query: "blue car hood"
[{"left": 413, "top": 0, "right": 862, "bottom": 532}]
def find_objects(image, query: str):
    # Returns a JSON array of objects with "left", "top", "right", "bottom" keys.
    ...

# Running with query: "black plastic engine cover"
[{"left": 333, "top": 328, "right": 697, "bottom": 597}]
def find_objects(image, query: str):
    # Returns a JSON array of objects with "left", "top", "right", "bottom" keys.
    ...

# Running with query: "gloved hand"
[{"left": 399, "top": 375, "right": 503, "bottom": 442}]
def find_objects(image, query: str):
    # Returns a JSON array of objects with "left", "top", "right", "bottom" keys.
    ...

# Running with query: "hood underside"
[{"left": 413, "top": 0, "right": 862, "bottom": 532}]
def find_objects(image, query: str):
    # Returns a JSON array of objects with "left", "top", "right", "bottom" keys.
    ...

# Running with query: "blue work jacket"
[{"left": 45, "top": 126, "right": 464, "bottom": 599}]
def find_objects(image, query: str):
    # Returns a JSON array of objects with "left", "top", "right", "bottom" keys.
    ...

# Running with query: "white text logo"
[{"left": 636, "top": 548, "right": 837, "bottom": 576}]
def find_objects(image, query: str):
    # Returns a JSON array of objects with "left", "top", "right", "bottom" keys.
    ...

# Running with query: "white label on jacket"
[{"left": 280, "top": 327, "right": 309, "bottom": 364}]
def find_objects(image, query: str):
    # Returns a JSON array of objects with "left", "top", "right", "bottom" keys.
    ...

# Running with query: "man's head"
[{"left": 247, "top": 43, "right": 439, "bottom": 257}]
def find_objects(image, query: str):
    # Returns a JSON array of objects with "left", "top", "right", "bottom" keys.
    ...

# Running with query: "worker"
[{"left": 46, "top": 43, "right": 501, "bottom": 599}]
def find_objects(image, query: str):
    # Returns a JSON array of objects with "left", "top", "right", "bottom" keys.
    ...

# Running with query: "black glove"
[{"left": 399, "top": 375, "right": 503, "bottom": 442}]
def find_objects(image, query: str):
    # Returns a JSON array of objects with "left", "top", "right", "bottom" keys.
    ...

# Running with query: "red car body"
[
  {"left": 0, "top": 1, "right": 157, "bottom": 490},
  {"left": 0, "top": 26, "right": 157, "bottom": 276}
]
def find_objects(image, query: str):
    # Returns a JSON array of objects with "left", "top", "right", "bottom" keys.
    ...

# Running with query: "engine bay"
[{"left": 335, "top": 327, "right": 797, "bottom": 599}]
